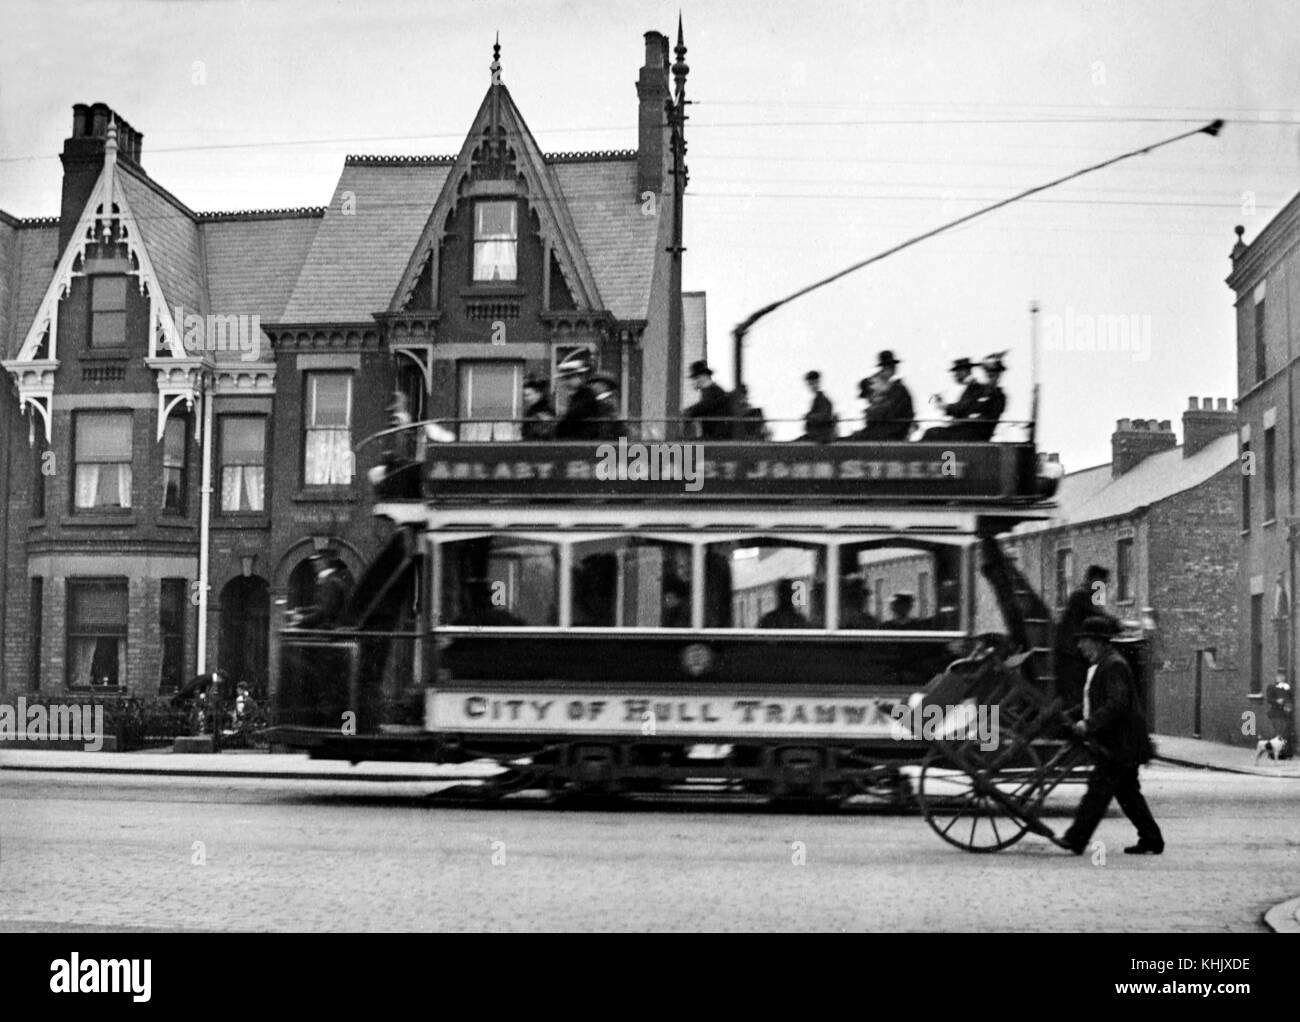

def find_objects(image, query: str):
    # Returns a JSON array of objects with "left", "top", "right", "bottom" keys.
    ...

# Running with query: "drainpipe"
[{"left": 196, "top": 372, "right": 214, "bottom": 673}]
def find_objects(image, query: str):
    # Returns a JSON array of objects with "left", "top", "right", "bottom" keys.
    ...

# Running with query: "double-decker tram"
[{"left": 267, "top": 418, "right": 1069, "bottom": 805}]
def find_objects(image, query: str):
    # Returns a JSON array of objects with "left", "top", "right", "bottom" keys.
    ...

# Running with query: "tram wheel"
[{"left": 916, "top": 737, "right": 1042, "bottom": 853}]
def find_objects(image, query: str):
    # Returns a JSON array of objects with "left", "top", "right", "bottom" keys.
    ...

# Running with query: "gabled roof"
[
  {"left": 382, "top": 80, "right": 608, "bottom": 322},
  {"left": 1015, "top": 432, "right": 1238, "bottom": 535}
]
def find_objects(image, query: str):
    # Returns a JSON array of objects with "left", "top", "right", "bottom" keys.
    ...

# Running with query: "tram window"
[
  {"left": 570, "top": 538, "right": 692, "bottom": 628},
  {"left": 706, "top": 540, "right": 826, "bottom": 629},
  {"left": 440, "top": 537, "right": 558, "bottom": 626},
  {"left": 839, "top": 543, "right": 961, "bottom": 631}
]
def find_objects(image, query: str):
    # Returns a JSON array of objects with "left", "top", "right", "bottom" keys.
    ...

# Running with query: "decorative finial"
[
  {"left": 1231, "top": 223, "right": 1248, "bottom": 262},
  {"left": 672, "top": 14, "right": 689, "bottom": 90},
  {"left": 490, "top": 32, "right": 501, "bottom": 82}
]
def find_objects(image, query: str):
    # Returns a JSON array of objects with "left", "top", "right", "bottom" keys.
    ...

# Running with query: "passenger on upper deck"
[
  {"left": 758, "top": 579, "right": 812, "bottom": 629},
  {"left": 589, "top": 372, "right": 627, "bottom": 440},
  {"left": 730, "top": 384, "right": 770, "bottom": 441},
  {"left": 800, "top": 371, "right": 837, "bottom": 443},
  {"left": 849, "top": 351, "right": 914, "bottom": 441},
  {"left": 661, "top": 575, "right": 691, "bottom": 628},
  {"left": 920, "top": 357, "right": 984, "bottom": 441},
  {"left": 555, "top": 350, "right": 600, "bottom": 440},
  {"left": 683, "top": 360, "right": 734, "bottom": 440},
  {"left": 969, "top": 353, "right": 1008, "bottom": 441},
  {"left": 521, "top": 377, "right": 556, "bottom": 440}
]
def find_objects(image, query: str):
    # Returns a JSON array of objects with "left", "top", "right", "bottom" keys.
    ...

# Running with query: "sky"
[{"left": 2, "top": 0, "right": 1298, "bottom": 470}]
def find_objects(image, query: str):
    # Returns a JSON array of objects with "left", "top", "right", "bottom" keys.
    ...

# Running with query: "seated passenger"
[
  {"left": 452, "top": 579, "right": 524, "bottom": 627},
  {"left": 920, "top": 357, "right": 985, "bottom": 441},
  {"left": 883, "top": 591, "right": 918, "bottom": 629},
  {"left": 684, "top": 361, "right": 734, "bottom": 440},
  {"left": 758, "top": 578, "right": 812, "bottom": 629},
  {"left": 799, "top": 371, "right": 837, "bottom": 443},
  {"left": 521, "top": 377, "right": 556, "bottom": 440},
  {"left": 839, "top": 577, "right": 878, "bottom": 629},
  {"left": 730, "top": 384, "right": 770, "bottom": 441},
  {"left": 969, "top": 353, "right": 1008, "bottom": 441},
  {"left": 589, "top": 373, "right": 627, "bottom": 441},
  {"left": 555, "top": 351, "right": 600, "bottom": 440},
  {"left": 848, "top": 351, "right": 914, "bottom": 441},
  {"left": 661, "top": 575, "right": 691, "bottom": 628}
]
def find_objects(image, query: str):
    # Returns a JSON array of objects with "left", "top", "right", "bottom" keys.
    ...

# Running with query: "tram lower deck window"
[
  {"left": 571, "top": 537, "right": 692, "bottom": 628},
  {"left": 440, "top": 537, "right": 558, "bottom": 626},
  {"left": 839, "top": 542, "right": 961, "bottom": 631},
  {"left": 706, "top": 540, "right": 827, "bottom": 629}
]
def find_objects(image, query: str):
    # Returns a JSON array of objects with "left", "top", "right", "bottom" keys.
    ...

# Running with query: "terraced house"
[{"left": 0, "top": 28, "right": 700, "bottom": 699}]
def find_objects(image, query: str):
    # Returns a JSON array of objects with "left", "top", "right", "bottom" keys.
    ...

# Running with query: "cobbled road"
[{"left": 1, "top": 765, "right": 1297, "bottom": 931}]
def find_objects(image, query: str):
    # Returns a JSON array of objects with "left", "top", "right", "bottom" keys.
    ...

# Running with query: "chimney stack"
[
  {"left": 1182, "top": 396, "right": 1237, "bottom": 458},
  {"left": 636, "top": 31, "right": 670, "bottom": 196},
  {"left": 59, "top": 102, "right": 143, "bottom": 251},
  {"left": 1111, "top": 417, "right": 1176, "bottom": 477}
]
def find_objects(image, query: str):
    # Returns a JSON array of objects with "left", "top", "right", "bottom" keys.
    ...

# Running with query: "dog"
[{"left": 1255, "top": 736, "right": 1288, "bottom": 762}]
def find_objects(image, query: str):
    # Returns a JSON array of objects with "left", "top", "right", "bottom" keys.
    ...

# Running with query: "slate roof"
[
  {"left": 279, "top": 161, "right": 450, "bottom": 323},
  {"left": 554, "top": 157, "right": 658, "bottom": 321},
  {"left": 0, "top": 218, "right": 58, "bottom": 358},
  {"left": 1015, "top": 432, "right": 1238, "bottom": 535},
  {"left": 119, "top": 166, "right": 209, "bottom": 318}
]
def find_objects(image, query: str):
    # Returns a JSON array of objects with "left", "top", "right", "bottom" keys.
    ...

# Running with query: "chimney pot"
[
  {"left": 1159, "top": 419, "right": 1171, "bottom": 431},
  {"left": 1217, "top": 397, "right": 1228, "bottom": 411},
  {"left": 1118, "top": 418, "right": 1132, "bottom": 431},
  {"left": 72, "top": 104, "right": 89, "bottom": 138},
  {"left": 91, "top": 104, "right": 109, "bottom": 137},
  {"left": 644, "top": 31, "right": 663, "bottom": 67},
  {"left": 1201, "top": 397, "right": 1213, "bottom": 410},
  {"left": 1188, "top": 396, "right": 1198, "bottom": 410}
]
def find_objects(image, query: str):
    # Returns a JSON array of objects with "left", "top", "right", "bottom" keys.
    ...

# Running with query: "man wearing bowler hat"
[
  {"left": 854, "top": 351, "right": 914, "bottom": 441},
  {"left": 800, "top": 370, "right": 837, "bottom": 443},
  {"left": 1057, "top": 615, "right": 1164, "bottom": 855},
  {"left": 969, "top": 352, "right": 1008, "bottom": 441},
  {"left": 684, "top": 360, "right": 734, "bottom": 440},
  {"left": 921, "top": 357, "right": 983, "bottom": 441}
]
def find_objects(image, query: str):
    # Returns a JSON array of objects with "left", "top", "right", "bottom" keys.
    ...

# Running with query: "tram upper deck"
[{"left": 366, "top": 416, "right": 1062, "bottom": 521}]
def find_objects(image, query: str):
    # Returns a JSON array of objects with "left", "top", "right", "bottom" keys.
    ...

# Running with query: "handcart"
[{"left": 912, "top": 649, "right": 1095, "bottom": 853}]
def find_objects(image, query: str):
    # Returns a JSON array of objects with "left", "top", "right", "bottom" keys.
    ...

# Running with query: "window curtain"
[
  {"left": 474, "top": 241, "right": 517, "bottom": 282},
  {"left": 75, "top": 466, "right": 100, "bottom": 508},
  {"left": 306, "top": 429, "right": 352, "bottom": 485},
  {"left": 117, "top": 464, "right": 132, "bottom": 508}
]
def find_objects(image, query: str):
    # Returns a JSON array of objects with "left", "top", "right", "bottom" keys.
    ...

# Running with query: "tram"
[{"left": 265, "top": 417, "right": 1087, "bottom": 804}]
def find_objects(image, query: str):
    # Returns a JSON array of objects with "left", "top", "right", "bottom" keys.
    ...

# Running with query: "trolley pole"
[{"left": 1029, "top": 300, "right": 1040, "bottom": 444}]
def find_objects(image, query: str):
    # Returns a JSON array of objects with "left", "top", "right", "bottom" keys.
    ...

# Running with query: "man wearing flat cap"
[
  {"left": 800, "top": 370, "right": 837, "bottom": 443},
  {"left": 1057, "top": 615, "right": 1164, "bottom": 855},
  {"left": 684, "top": 360, "right": 734, "bottom": 440},
  {"left": 852, "top": 350, "right": 914, "bottom": 441},
  {"left": 921, "top": 357, "right": 984, "bottom": 441}
]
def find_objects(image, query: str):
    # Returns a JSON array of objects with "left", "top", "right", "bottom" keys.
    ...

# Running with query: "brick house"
[
  {"left": 0, "top": 29, "right": 698, "bottom": 700},
  {"left": 988, "top": 402, "right": 1243, "bottom": 741},
  {"left": 1226, "top": 211, "right": 1298, "bottom": 745}
]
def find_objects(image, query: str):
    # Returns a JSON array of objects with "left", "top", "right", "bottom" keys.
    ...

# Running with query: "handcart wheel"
[{"left": 916, "top": 734, "right": 1043, "bottom": 853}]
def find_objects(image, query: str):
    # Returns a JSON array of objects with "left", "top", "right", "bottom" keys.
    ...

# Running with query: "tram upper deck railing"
[{"left": 363, "top": 417, "right": 1062, "bottom": 505}]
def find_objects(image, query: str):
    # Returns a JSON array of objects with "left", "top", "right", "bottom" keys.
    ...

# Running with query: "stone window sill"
[
  {"left": 213, "top": 515, "right": 271, "bottom": 529},
  {"left": 1262, "top": 518, "right": 1277, "bottom": 528},
  {"left": 66, "top": 515, "right": 138, "bottom": 526},
  {"left": 293, "top": 489, "right": 358, "bottom": 504}
]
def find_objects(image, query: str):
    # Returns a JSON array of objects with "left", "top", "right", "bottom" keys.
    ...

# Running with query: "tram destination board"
[{"left": 420, "top": 440, "right": 1045, "bottom": 501}]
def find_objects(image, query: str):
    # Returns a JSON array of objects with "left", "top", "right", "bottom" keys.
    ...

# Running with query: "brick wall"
[{"left": 1147, "top": 464, "right": 1245, "bottom": 744}]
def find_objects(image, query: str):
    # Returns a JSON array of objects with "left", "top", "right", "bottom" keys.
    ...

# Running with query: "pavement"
[{"left": 3, "top": 731, "right": 1298, "bottom": 780}]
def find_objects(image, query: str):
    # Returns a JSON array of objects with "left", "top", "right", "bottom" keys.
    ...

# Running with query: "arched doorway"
[
  {"left": 288, "top": 555, "right": 355, "bottom": 614},
  {"left": 219, "top": 575, "right": 270, "bottom": 699}
]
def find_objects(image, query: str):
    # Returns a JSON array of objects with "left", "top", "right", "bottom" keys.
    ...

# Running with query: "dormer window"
[
  {"left": 91, "top": 275, "right": 127, "bottom": 348},
  {"left": 473, "top": 201, "right": 517, "bottom": 282}
]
